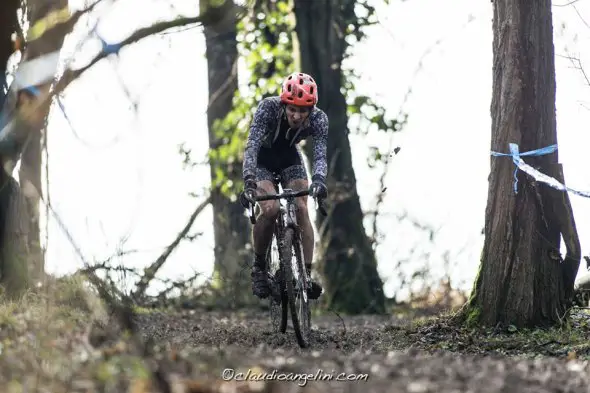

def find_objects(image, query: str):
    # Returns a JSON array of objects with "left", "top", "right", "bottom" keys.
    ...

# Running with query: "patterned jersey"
[{"left": 242, "top": 96, "right": 328, "bottom": 181}]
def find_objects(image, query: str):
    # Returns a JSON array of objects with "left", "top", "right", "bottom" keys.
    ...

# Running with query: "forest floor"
[{"left": 1, "top": 280, "right": 590, "bottom": 392}]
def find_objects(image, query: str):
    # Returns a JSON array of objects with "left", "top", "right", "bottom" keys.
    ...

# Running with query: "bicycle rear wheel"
[
  {"left": 281, "top": 227, "right": 311, "bottom": 348},
  {"left": 267, "top": 232, "right": 287, "bottom": 333}
]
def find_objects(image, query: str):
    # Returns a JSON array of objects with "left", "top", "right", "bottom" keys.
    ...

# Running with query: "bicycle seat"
[
  {"left": 269, "top": 173, "right": 282, "bottom": 193},
  {"left": 273, "top": 173, "right": 283, "bottom": 187}
]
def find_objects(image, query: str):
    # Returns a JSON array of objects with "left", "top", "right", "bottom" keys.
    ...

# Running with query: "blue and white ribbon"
[
  {"left": 10, "top": 50, "right": 61, "bottom": 92},
  {"left": 491, "top": 143, "right": 590, "bottom": 198},
  {"left": 0, "top": 30, "right": 120, "bottom": 149}
]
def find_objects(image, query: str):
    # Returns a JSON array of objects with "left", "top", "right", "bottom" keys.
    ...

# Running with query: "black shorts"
[{"left": 256, "top": 145, "right": 308, "bottom": 186}]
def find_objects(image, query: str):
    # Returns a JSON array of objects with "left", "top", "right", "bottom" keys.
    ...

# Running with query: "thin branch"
[
  {"left": 78, "top": 252, "right": 141, "bottom": 276},
  {"left": 553, "top": 0, "right": 583, "bottom": 7},
  {"left": 1, "top": 4, "right": 247, "bottom": 146},
  {"left": 132, "top": 195, "right": 212, "bottom": 301},
  {"left": 561, "top": 52, "right": 590, "bottom": 86},
  {"left": 57, "top": 3, "right": 246, "bottom": 89},
  {"left": 572, "top": 4, "right": 590, "bottom": 30},
  {"left": 367, "top": 22, "right": 457, "bottom": 245},
  {"left": 395, "top": 209, "right": 441, "bottom": 242},
  {"left": 151, "top": 271, "right": 203, "bottom": 302}
]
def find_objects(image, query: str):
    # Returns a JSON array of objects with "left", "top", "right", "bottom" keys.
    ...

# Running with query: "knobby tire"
[
  {"left": 292, "top": 229, "right": 311, "bottom": 345},
  {"left": 268, "top": 232, "right": 287, "bottom": 333},
  {"left": 281, "top": 227, "right": 311, "bottom": 348}
]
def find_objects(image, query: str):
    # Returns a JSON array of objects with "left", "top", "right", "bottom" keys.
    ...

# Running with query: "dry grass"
[{"left": 0, "top": 274, "right": 145, "bottom": 393}]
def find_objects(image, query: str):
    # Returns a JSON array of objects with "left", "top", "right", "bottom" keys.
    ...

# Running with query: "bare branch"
[
  {"left": 132, "top": 195, "right": 212, "bottom": 301},
  {"left": 558, "top": 51, "right": 590, "bottom": 86},
  {"left": 151, "top": 271, "right": 203, "bottom": 302},
  {"left": 572, "top": 4, "right": 590, "bottom": 30},
  {"left": 553, "top": 0, "right": 583, "bottom": 7},
  {"left": 1, "top": 3, "right": 247, "bottom": 148},
  {"left": 367, "top": 20, "right": 461, "bottom": 245},
  {"left": 56, "top": 3, "right": 246, "bottom": 90}
]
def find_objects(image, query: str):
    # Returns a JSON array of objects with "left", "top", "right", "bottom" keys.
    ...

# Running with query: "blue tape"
[
  {"left": 491, "top": 143, "right": 558, "bottom": 193},
  {"left": 91, "top": 28, "right": 121, "bottom": 56},
  {"left": 492, "top": 142, "right": 590, "bottom": 199},
  {"left": 100, "top": 39, "right": 121, "bottom": 55},
  {"left": 22, "top": 86, "right": 42, "bottom": 96}
]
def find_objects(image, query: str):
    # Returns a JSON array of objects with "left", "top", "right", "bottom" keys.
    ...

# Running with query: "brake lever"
[
  {"left": 249, "top": 202, "right": 256, "bottom": 224},
  {"left": 314, "top": 196, "right": 328, "bottom": 217}
]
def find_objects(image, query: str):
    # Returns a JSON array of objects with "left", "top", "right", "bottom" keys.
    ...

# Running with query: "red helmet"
[{"left": 280, "top": 72, "right": 318, "bottom": 107}]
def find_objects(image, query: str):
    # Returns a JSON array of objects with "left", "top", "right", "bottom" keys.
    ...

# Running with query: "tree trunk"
[
  {"left": 16, "top": 0, "right": 71, "bottom": 283},
  {"left": 465, "top": 0, "right": 580, "bottom": 327},
  {"left": 18, "top": 114, "right": 43, "bottom": 281},
  {"left": 0, "top": 0, "right": 32, "bottom": 297},
  {"left": 0, "top": 0, "right": 75, "bottom": 295},
  {"left": 202, "top": 0, "right": 251, "bottom": 307},
  {"left": 0, "top": 0, "right": 21, "bottom": 105},
  {"left": 293, "top": 0, "right": 386, "bottom": 314}
]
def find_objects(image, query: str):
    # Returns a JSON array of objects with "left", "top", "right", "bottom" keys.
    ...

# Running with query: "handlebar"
[
  {"left": 246, "top": 189, "right": 328, "bottom": 225},
  {"left": 255, "top": 189, "right": 310, "bottom": 201}
]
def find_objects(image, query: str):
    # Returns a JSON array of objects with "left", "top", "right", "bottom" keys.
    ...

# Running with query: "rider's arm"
[
  {"left": 310, "top": 110, "right": 329, "bottom": 182},
  {"left": 242, "top": 98, "right": 276, "bottom": 180}
]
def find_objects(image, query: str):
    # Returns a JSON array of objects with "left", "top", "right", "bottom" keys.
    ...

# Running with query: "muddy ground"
[
  {"left": 130, "top": 307, "right": 590, "bottom": 392},
  {"left": 3, "top": 297, "right": 590, "bottom": 392}
]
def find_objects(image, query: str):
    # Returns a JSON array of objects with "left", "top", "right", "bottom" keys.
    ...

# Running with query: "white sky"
[{"left": 25, "top": 0, "right": 590, "bottom": 300}]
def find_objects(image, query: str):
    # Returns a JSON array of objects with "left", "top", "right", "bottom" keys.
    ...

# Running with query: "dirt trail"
[{"left": 132, "top": 308, "right": 590, "bottom": 392}]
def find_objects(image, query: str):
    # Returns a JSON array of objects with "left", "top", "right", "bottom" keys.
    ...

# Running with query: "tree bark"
[
  {"left": 0, "top": 0, "right": 75, "bottom": 295},
  {"left": 293, "top": 0, "right": 386, "bottom": 314},
  {"left": 465, "top": 0, "right": 580, "bottom": 327},
  {"left": 202, "top": 0, "right": 252, "bottom": 307},
  {"left": 0, "top": 0, "right": 21, "bottom": 105},
  {"left": 18, "top": 112, "right": 43, "bottom": 281},
  {"left": 0, "top": 0, "right": 32, "bottom": 297},
  {"left": 17, "top": 0, "right": 71, "bottom": 282}
]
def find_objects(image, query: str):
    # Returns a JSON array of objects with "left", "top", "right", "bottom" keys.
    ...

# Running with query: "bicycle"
[{"left": 245, "top": 174, "right": 327, "bottom": 348}]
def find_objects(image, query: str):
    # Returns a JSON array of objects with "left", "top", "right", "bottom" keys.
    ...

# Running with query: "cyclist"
[{"left": 240, "top": 72, "right": 328, "bottom": 300}]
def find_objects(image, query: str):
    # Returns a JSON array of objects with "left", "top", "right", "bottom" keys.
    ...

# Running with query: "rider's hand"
[
  {"left": 309, "top": 175, "right": 327, "bottom": 200},
  {"left": 240, "top": 175, "right": 258, "bottom": 207}
]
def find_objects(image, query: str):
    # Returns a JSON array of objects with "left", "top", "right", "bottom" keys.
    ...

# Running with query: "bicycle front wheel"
[
  {"left": 267, "top": 233, "right": 287, "bottom": 333},
  {"left": 281, "top": 227, "right": 311, "bottom": 348}
]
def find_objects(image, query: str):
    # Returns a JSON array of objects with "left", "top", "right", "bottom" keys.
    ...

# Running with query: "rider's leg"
[
  {"left": 252, "top": 180, "right": 280, "bottom": 258},
  {"left": 284, "top": 177, "right": 314, "bottom": 266},
  {"left": 250, "top": 167, "right": 280, "bottom": 298},
  {"left": 282, "top": 165, "right": 323, "bottom": 299}
]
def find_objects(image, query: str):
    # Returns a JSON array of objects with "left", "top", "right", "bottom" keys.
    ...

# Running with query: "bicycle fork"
[
  {"left": 286, "top": 201, "right": 311, "bottom": 302},
  {"left": 267, "top": 220, "right": 285, "bottom": 304}
]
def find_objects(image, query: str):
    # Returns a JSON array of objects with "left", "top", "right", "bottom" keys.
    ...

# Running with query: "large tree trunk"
[
  {"left": 0, "top": 0, "right": 75, "bottom": 296},
  {"left": 0, "top": 0, "right": 32, "bottom": 297},
  {"left": 17, "top": 0, "right": 71, "bottom": 283},
  {"left": 293, "top": 0, "right": 386, "bottom": 314},
  {"left": 0, "top": 0, "right": 21, "bottom": 104},
  {"left": 465, "top": 0, "right": 580, "bottom": 327},
  {"left": 18, "top": 106, "right": 43, "bottom": 282},
  {"left": 202, "top": 0, "right": 251, "bottom": 307}
]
